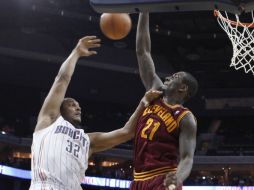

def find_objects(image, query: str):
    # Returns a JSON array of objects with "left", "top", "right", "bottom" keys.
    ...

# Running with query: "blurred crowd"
[{"left": 1, "top": 114, "right": 254, "bottom": 187}]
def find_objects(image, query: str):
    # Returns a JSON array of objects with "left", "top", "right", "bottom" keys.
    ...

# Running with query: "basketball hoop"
[{"left": 214, "top": 9, "right": 254, "bottom": 75}]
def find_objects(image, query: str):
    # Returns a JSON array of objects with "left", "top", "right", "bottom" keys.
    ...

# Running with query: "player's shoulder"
[
  {"left": 166, "top": 103, "right": 190, "bottom": 116},
  {"left": 178, "top": 109, "right": 197, "bottom": 130},
  {"left": 33, "top": 116, "right": 64, "bottom": 135},
  {"left": 172, "top": 106, "right": 196, "bottom": 127}
]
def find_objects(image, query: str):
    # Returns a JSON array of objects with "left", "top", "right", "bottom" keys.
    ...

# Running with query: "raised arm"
[
  {"left": 35, "top": 36, "right": 100, "bottom": 132},
  {"left": 136, "top": 13, "right": 163, "bottom": 91},
  {"left": 88, "top": 90, "right": 162, "bottom": 156},
  {"left": 164, "top": 113, "right": 197, "bottom": 190}
]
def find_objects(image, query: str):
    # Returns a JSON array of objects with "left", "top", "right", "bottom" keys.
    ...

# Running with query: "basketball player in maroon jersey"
[
  {"left": 131, "top": 13, "right": 198, "bottom": 190},
  {"left": 30, "top": 36, "right": 162, "bottom": 190}
]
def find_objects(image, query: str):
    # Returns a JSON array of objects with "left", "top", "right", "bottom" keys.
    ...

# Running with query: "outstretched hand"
[
  {"left": 76, "top": 36, "right": 101, "bottom": 57},
  {"left": 142, "top": 90, "right": 162, "bottom": 107}
]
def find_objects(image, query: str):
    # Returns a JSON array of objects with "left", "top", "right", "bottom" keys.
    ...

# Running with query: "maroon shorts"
[{"left": 130, "top": 175, "right": 182, "bottom": 190}]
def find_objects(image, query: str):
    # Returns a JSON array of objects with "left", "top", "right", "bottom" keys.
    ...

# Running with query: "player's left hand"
[
  {"left": 75, "top": 36, "right": 101, "bottom": 57},
  {"left": 142, "top": 90, "right": 162, "bottom": 107},
  {"left": 163, "top": 171, "right": 179, "bottom": 190}
]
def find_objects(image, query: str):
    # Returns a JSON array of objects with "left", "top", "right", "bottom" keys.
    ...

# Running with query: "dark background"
[
  {"left": 1, "top": 0, "right": 254, "bottom": 189},
  {"left": 1, "top": 0, "right": 254, "bottom": 125}
]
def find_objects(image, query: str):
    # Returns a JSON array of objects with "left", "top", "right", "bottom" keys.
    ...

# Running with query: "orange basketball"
[{"left": 100, "top": 13, "right": 132, "bottom": 40}]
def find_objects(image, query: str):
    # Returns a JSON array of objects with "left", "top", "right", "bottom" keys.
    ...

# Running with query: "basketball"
[{"left": 100, "top": 13, "right": 132, "bottom": 40}]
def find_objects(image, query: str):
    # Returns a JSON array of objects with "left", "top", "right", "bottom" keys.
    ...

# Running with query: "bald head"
[{"left": 181, "top": 72, "right": 198, "bottom": 101}]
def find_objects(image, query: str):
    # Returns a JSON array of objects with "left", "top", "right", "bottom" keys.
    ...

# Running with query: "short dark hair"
[
  {"left": 60, "top": 98, "right": 75, "bottom": 114},
  {"left": 182, "top": 72, "right": 198, "bottom": 101}
]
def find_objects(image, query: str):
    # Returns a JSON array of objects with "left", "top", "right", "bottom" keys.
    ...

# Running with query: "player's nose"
[{"left": 76, "top": 106, "right": 81, "bottom": 112}]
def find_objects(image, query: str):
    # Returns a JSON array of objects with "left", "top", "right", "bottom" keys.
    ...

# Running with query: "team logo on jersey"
[
  {"left": 142, "top": 104, "right": 177, "bottom": 129},
  {"left": 174, "top": 110, "right": 180, "bottom": 115},
  {"left": 54, "top": 125, "right": 88, "bottom": 147}
]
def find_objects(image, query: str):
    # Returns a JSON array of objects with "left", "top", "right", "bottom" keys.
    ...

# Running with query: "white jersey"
[{"left": 29, "top": 116, "right": 90, "bottom": 190}]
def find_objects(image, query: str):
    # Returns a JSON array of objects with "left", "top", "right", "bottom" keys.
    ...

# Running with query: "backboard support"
[
  {"left": 90, "top": 0, "right": 246, "bottom": 14},
  {"left": 243, "top": 1, "right": 254, "bottom": 12}
]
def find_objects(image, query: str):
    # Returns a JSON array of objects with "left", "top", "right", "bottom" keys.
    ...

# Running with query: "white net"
[{"left": 215, "top": 10, "right": 254, "bottom": 74}]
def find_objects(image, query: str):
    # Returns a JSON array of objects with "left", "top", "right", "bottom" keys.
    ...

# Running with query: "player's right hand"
[
  {"left": 76, "top": 36, "right": 101, "bottom": 57},
  {"left": 142, "top": 90, "right": 162, "bottom": 107},
  {"left": 164, "top": 171, "right": 177, "bottom": 190},
  {"left": 166, "top": 184, "right": 176, "bottom": 190}
]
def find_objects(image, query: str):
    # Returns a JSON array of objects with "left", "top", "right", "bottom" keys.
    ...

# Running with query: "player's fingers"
[
  {"left": 164, "top": 178, "right": 171, "bottom": 186},
  {"left": 163, "top": 180, "right": 167, "bottom": 186},
  {"left": 166, "top": 171, "right": 176, "bottom": 177},
  {"left": 90, "top": 51, "right": 97, "bottom": 55},
  {"left": 80, "top": 36, "right": 98, "bottom": 43},
  {"left": 84, "top": 51, "right": 97, "bottom": 56},
  {"left": 171, "top": 180, "right": 177, "bottom": 185},
  {"left": 151, "top": 90, "right": 163, "bottom": 97},
  {"left": 151, "top": 90, "right": 163, "bottom": 93},
  {"left": 147, "top": 90, "right": 162, "bottom": 95},
  {"left": 153, "top": 91, "right": 163, "bottom": 97},
  {"left": 90, "top": 43, "right": 101, "bottom": 48},
  {"left": 168, "top": 175, "right": 176, "bottom": 180},
  {"left": 84, "top": 36, "right": 97, "bottom": 40},
  {"left": 88, "top": 39, "right": 101, "bottom": 44},
  {"left": 150, "top": 90, "right": 162, "bottom": 94}
]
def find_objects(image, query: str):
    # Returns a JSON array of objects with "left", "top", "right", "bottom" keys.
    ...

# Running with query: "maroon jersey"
[{"left": 133, "top": 98, "right": 192, "bottom": 181}]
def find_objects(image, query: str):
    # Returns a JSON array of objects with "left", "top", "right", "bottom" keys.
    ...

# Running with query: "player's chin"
[
  {"left": 160, "top": 85, "right": 167, "bottom": 90},
  {"left": 73, "top": 117, "right": 82, "bottom": 125},
  {"left": 77, "top": 118, "right": 82, "bottom": 124}
]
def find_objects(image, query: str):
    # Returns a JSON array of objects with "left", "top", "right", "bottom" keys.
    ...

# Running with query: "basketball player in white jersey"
[{"left": 29, "top": 36, "right": 162, "bottom": 190}]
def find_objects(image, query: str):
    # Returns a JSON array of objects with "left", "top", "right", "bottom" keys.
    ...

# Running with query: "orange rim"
[{"left": 214, "top": 10, "right": 254, "bottom": 28}]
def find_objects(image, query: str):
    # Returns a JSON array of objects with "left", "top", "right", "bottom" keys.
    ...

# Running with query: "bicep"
[
  {"left": 137, "top": 53, "right": 163, "bottom": 91},
  {"left": 179, "top": 113, "right": 197, "bottom": 158}
]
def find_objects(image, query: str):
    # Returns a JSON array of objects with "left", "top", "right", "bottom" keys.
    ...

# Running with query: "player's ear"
[{"left": 179, "top": 84, "right": 188, "bottom": 93}]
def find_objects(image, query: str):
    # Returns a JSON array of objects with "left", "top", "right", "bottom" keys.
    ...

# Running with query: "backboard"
[{"left": 90, "top": 0, "right": 246, "bottom": 14}]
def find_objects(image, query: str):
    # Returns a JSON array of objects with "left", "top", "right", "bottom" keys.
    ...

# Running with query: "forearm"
[
  {"left": 136, "top": 13, "right": 162, "bottom": 90},
  {"left": 57, "top": 49, "right": 80, "bottom": 81},
  {"left": 89, "top": 101, "right": 145, "bottom": 154},
  {"left": 136, "top": 13, "right": 151, "bottom": 54},
  {"left": 176, "top": 157, "right": 193, "bottom": 185}
]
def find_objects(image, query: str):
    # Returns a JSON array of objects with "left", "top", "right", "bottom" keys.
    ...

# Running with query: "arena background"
[{"left": 1, "top": 0, "right": 254, "bottom": 189}]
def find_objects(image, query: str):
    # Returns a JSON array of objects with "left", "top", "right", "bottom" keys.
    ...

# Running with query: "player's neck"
[
  {"left": 69, "top": 120, "right": 82, "bottom": 129},
  {"left": 74, "top": 125, "right": 82, "bottom": 129},
  {"left": 163, "top": 95, "right": 183, "bottom": 105}
]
